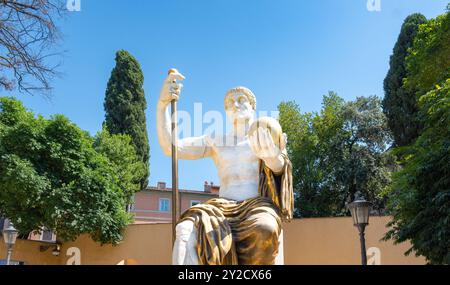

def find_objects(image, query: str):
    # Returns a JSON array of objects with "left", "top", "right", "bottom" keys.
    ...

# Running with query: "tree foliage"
[
  {"left": 0, "top": 97, "right": 142, "bottom": 244},
  {"left": 385, "top": 80, "right": 450, "bottom": 264},
  {"left": 279, "top": 93, "right": 393, "bottom": 217},
  {"left": 0, "top": 0, "right": 67, "bottom": 95},
  {"left": 104, "top": 50, "right": 149, "bottom": 191},
  {"left": 384, "top": 8, "right": 450, "bottom": 264},
  {"left": 404, "top": 11, "right": 450, "bottom": 95},
  {"left": 382, "top": 13, "right": 427, "bottom": 147},
  {"left": 94, "top": 129, "right": 145, "bottom": 205}
]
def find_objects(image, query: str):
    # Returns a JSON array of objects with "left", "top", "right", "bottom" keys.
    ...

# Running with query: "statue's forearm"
[{"left": 156, "top": 101, "right": 173, "bottom": 156}]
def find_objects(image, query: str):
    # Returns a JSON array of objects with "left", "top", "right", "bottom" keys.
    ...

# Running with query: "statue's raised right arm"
[{"left": 156, "top": 70, "right": 212, "bottom": 160}]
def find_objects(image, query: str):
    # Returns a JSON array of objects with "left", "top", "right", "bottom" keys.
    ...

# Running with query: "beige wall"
[
  {"left": 0, "top": 239, "right": 61, "bottom": 265},
  {"left": 283, "top": 216, "right": 425, "bottom": 265},
  {"left": 61, "top": 223, "right": 172, "bottom": 265},
  {"left": 0, "top": 217, "right": 425, "bottom": 265}
]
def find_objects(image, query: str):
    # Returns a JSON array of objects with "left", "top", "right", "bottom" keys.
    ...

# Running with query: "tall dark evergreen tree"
[
  {"left": 382, "top": 13, "right": 427, "bottom": 147},
  {"left": 104, "top": 50, "right": 149, "bottom": 190}
]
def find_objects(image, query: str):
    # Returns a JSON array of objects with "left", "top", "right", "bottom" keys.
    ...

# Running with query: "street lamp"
[
  {"left": 347, "top": 197, "right": 372, "bottom": 265},
  {"left": 2, "top": 224, "right": 19, "bottom": 265}
]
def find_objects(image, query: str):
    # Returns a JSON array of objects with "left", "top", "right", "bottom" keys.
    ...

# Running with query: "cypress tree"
[
  {"left": 382, "top": 13, "right": 427, "bottom": 147},
  {"left": 104, "top": 50, "right": 149, "bottom": 190}
]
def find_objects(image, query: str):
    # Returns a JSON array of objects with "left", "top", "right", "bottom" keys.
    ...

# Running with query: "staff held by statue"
[{"left": 168, "top": 68, "right": 181, "bottom": 245}]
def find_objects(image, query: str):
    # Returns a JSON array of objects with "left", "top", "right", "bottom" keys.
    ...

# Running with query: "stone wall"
[{"left": 0, "top": 216, "right": 425, "bottom": 265}]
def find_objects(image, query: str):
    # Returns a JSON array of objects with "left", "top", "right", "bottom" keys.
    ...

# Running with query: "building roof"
[{"left": 143, "top": 186, "right": 218, "bottom": 196}]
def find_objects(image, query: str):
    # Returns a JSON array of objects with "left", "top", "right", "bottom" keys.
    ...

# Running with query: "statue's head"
[{"left": 224, "top": 87, "right": 256, "bottom": 125}]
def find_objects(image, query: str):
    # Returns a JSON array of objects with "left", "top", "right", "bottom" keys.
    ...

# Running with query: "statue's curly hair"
[{"left": 224, "top": 86, "right": 257, "bottom": 110}]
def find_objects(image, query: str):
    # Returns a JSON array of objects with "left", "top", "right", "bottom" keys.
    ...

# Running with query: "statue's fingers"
[
  {"left": 258, "top": 127, "right": 269, "bottom": 151},
  {"left": 266, "top": 143, "right": 276, "bottom": 157},
  {"left": 264, "top": 129, "right": 280, "bottom": 156},
  {"left": 169, "top": 87, "right": 180, "bottom": 96},
  {"left": 255, "top": 135, "right": 264, "bottom": 155},
  {"left": 269, "top": 132, "right": 281, "bottom": 154},
  {"left": 170, "top": 82, "right": 183, "bottom": 92},
  {"left": 264, "top": 129, "right": 275, "bottom": 148},
  {"left": 264, "top": 131, "right": 276, "bottom": 156},
  {"left": 166, "top": 72, "right": 185, "bottom": 83},
  {"left": 263, "top": 128, "right": 272, "bottom": 151}
]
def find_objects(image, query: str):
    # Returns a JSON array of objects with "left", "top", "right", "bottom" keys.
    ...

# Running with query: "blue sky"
[{"left": 10, "top": 0, "right": 449, "bottom": 191}]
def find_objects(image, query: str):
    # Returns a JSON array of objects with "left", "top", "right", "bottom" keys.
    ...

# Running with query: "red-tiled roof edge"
[{"left": 143, "top": 187, "right": 218, "bottom": 195}]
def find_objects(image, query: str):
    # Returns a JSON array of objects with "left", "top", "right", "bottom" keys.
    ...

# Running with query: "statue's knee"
[{"left": 258, "top": 218, "right": 279, "bottom": 241}]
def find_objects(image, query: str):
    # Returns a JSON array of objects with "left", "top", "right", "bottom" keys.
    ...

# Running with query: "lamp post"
[
  {"left": 2, "top": 224, "right": 19, "bottom": 265},
  {"left": 347, "top": 197, "right": 372, "bottom": 265}
]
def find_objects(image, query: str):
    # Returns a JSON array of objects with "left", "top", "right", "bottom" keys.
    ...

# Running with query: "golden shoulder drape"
[
  {"left": 177, "top": 153, "right": 293, "bottom": 265},
  {"left": 258, "top": 152, "right": 294, "bottom": 222}
]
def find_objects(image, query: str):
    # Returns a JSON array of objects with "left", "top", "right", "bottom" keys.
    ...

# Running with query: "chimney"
[
  {"left": 210, "top": 182, "right": 220, "bottom": 194},
  {"left": 204, "top": 181, "right": 211, "bottom": 193},
  {"left": 157, "top": 182, "right": 166, "bottom": 190}
]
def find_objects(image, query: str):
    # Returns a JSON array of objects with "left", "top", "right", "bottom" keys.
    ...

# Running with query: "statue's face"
[{"left": 225, "top": 92, "right": 255, "bottom": 125}]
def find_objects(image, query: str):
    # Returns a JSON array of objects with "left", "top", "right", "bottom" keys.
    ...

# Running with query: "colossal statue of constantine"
[{"left": 156, "top": 70, "right": 293, "bottom": 265}]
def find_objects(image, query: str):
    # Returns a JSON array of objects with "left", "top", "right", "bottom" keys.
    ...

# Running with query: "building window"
[
  {"left": 190, "top": 200, "right": 201, "bottom": 207},
  {"left": 159, "top": 198, "right": 170, "bottom": 212}
]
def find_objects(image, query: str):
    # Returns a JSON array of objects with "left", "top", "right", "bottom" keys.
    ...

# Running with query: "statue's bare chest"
[{"left": 212, "top": 139, "right": 260, "bottom": 170}]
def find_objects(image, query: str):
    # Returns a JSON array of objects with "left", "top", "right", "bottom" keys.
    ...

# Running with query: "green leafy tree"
[
  {"left": 104, "top": 50, "right": 149, "bottom": 190},
  {"left": 384, "top": 80, "right": 450, "bottom": 264},
  {"left": 279, "top": 93, "right": 393, "bottom": 217},
  {"left": 94, "top": 128, "right": 144, "bottom": 205},
  {"left": 278, "top": 101, "right": 325, "bottom": 217},
  {"left": 0, "top": 97, "right": 141, "bottom": 244},
  {"left": 328, "top": 96, "right": 393, "bottom": 214},
  {"left": 384, "top": 8, "right": 450, "bottom": 264},
  {"left": 382, "top": 13, "right": 427, "bottom": 147}
]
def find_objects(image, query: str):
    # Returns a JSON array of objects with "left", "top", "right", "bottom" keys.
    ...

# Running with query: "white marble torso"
[{"left": 208, "top": 134, "right": 260, "bottom": 201}]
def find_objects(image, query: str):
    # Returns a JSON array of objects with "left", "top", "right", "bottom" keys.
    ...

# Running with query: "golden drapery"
[
  {"left": 177, "top": 153, "right": 293, "bottom": 265},
  {"left": 258, "top": 152, "right": 294, "bottom": 222}
]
